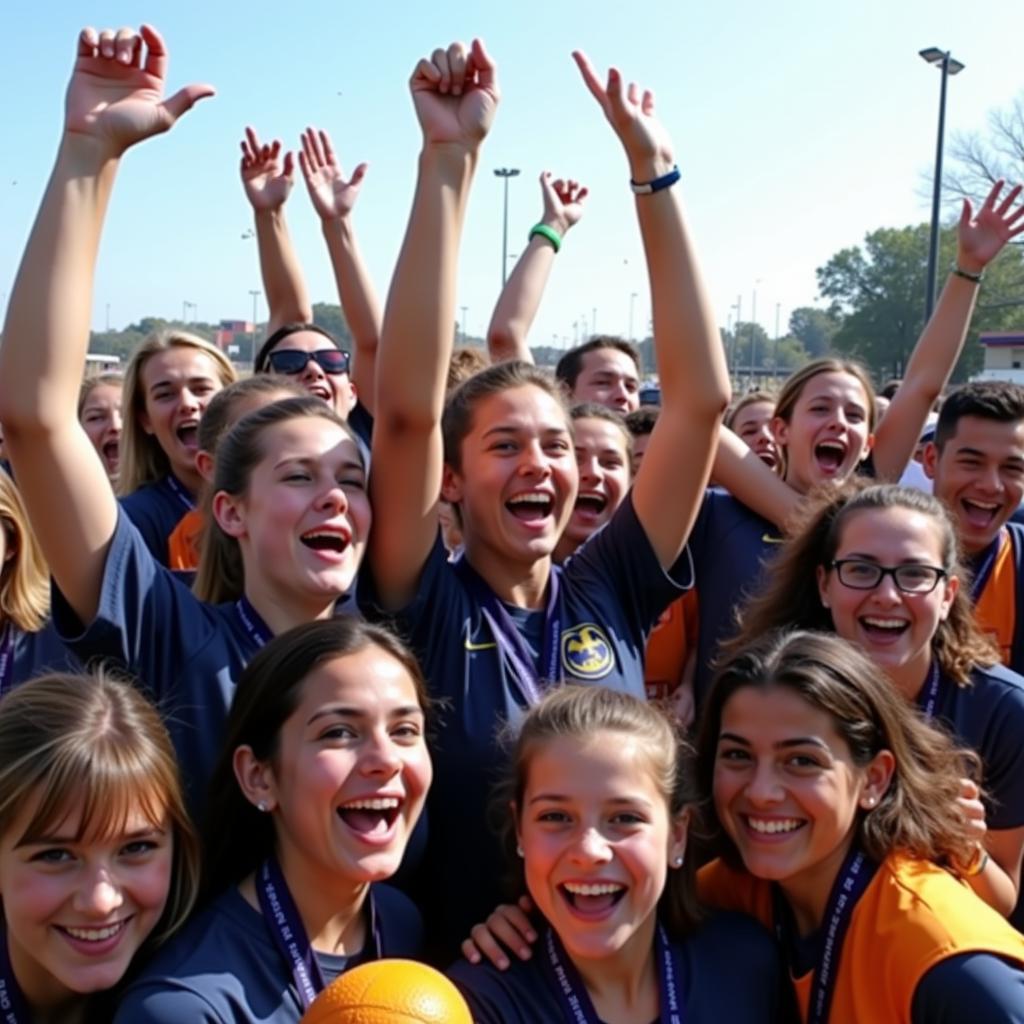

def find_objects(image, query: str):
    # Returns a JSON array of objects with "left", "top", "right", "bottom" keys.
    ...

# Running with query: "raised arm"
[
  {"left": 712, "top": 425, "right": 803, "bottom": 529},
  {"left": 370, "top": 40, "right": 499, "bottom": 608},
  {"left": 486, "top": 172, "right": 587, "bottom": 364},
  {"left": 240, "top": 126, "right": 313, "bottom": 333},
  {"left": 574, "top": 53, "right": 730, "bottom": 569},
  {"left": 873, "top": 180, "right": 1024, "bottom": 480},
  {"left": 299, "top": 126, "right": 382, "bottom": 412},
  {"left": 0, "top": 25, "right": 212, "bottom": 624}
]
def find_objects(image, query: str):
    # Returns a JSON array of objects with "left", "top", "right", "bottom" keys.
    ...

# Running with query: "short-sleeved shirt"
[
  {"left": 971, "top": 523, "right": 1024, "bottom": 675},
  {"left": 8, "top": 619, "right": 81, "bottom": 691},
  {"left": 50, "top": 511, "right": 263, "bottom": 811},
  {"left": 447, "top": 912, "right": 784, "bottom": 1024},
  {"left": 687, "top": 488, "right": 782, "bottom": 706},
  {"left": 120, "top": 475, "right": 195, "bottom": 567},
  {"left": 360, "top": 493, "right": 692, "bottom": 958},
  {"left": 113, "top": 883, "right": 422, "bottom": 1024}
]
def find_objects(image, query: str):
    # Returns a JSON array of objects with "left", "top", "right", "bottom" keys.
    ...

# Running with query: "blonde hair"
[
  {"left": 0, "top": 469, "right": 49, "bottom": 632},
  {"left": 0, "top": 670, "right": 201, "bottom": 947},
  {"left": 77, "top": 372, "right": 124, "bottom": 420},
  {"left": 117, "top": 331, "right": 237, "bottom": 496}
]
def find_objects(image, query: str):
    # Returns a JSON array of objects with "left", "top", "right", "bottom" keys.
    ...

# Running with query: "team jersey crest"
[{"left": 561, "top": 623, "right": 614, "bottom": 679}]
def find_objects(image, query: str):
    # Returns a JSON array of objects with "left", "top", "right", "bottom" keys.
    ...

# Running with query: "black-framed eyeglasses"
[
  {"left": 829, "top": 559, "right": 947, "bottom": 595},
  {"left": 266, "top": 348, "right": 350, "bottom": 376}
]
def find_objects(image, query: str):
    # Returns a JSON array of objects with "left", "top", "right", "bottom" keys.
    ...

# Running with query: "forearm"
[
  {"left": 376, "top": 145, "right": 476, "bottom": 429},
  {"left": 322, "top": 216, "right": 382, "bottom": 407},
  {"left": 713, "top": 426, "right": 803, "bottom": 529},
  {"left": 965, "top": 853, "right": 1018, "bottom": 918},
  {"left": 254, "top": 207, "right": 312, "bottom": 329},
  {"left": 486, "top": 234, "right": 555, "bottom": 364},
  {"left": 0, "top": 136, "right": 118, "bottom": 430}
]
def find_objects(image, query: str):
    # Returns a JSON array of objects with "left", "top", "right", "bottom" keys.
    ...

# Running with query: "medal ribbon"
[
  {"left": 969, "top": 532, "right": 1002, "bottom": 602},
  {"left": 452, "top": 554, "right": 563, "bottom": 705},
  {"left": 542, "top": 923, "right": 684, "bottom": 1024},
  {"left": 916, "top": 661, "right": 941, "bottom": 721},
  {"left": 0, "top": 622, "right": 14, "bottom": 699},
  {"left": 0, "top": 927, "right": 33, "bottom": 1024},
  {"left": 165, "top": 474, "right": 197, "bottom": 513},
  {"left": 235, "top": 596, "right": 274, "bottom": 649}
]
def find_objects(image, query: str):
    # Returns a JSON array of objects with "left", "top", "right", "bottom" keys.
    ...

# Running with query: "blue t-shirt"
[
  {"left": 8, "top": 618, "right": 81, "bottom": 690},
  {"left": 50, "top": 511, "right": 263, "bottom": 812},
  {"left": 120, "top": 474, "right": 195, "bottom": 567},
  {"left": 360, "top": 492, "right": 692, "bottom": 958},
  {"left": 912, "top": 954, "right": 1024, "bottom": 1023},
  {"left": 447, "top": 912, "right": 784, "bottom": 1024},
  {"left": 688, "top": 488, "right": 782, "bottom": 706},
  {"left": 113, "top": 883, "right": 421, "bottom": 1023}
]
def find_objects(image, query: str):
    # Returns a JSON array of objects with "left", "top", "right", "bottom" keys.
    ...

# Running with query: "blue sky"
[{"left": 1, "top": 1, "right": 1021, "bottom": 350}]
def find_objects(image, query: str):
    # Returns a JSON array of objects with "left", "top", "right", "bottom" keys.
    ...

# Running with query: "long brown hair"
[
  {"left": 697, "top": 630, "right": 981, "bottom": 871},
  {"left": 0, "top": 469, "right": 49, "bottom": 633},
  {"left": 730, "top": 480, "right": 996, "bottom": 685}
]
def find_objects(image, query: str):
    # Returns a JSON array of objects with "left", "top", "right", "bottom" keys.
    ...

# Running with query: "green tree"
[
  {"left": 311, "top": 302, "right": 353, "bottom": 348},
  {"left": 788, "top": 306, "right": 839, "bottom": 358}
]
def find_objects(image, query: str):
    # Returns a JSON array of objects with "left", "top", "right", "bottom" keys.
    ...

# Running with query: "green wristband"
[{"left": 529, "top": 223, "right": 562, "bottom": 253}]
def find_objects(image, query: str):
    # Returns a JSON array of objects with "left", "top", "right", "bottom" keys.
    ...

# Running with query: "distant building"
[
  {"left": 975, "top": 332, "right": 1024, "bottom": 385},
  {"left": 84, "top": 352, "right": 120, "bottom": 374},
  {"left": 215, "top": 320, "right": 255, "bottom": 353}
]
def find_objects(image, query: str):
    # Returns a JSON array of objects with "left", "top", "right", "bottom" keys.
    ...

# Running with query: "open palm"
[
  {"left": 958, "top": 180, "right": 1024, "bottom": 272},
  {"left": 240, "top": 127, "right": 293, "bottom": 211},
  {"left": 299, "top": 127, "right": 366, "bottom": 221}
]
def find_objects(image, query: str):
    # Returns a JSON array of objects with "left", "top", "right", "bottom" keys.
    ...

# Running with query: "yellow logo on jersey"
[
  {"left": 561, "top": 624, "right": 614, "bottom": 679},
  {"left": 761, "top": 532, "right": 785, "bottom": 544}
]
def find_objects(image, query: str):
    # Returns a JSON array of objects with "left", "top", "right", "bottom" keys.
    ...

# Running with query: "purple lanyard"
[
  {"left": 0, "top": 927, "right": 33, "bottom": 1024},
  {"left": 542, "top": 924, "right": 684, "bottom": 1024},
  {"left": 916, "top": 661, "right": 942, "bottom": 720},
  {"left": 235, "top": 597, "right": 274, "bottom": 649},
  {"left": 772, "top": 847, "right": 878, "bottom": 1024},
  {"left": 164, "top": 474, "right": 196, "bottom": 513},
  {"left": 969, "top": 532, "right": 1002, "bottom": 602},
  {"left": 256, "top": 857, "right": 382, "bottom": 1010},
  {"left": 452, "top": 554, "right": 563, "bottom": 706},
  {"left": 0, "top": 622, "right": 14, "bottom": 699}
]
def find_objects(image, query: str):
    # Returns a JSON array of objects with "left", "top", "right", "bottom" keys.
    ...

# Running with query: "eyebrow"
[
  {"left": 273, "top": 456, "right": 365, "bottom": 474},
  {"left": 17, "top": 826, "right": 166, "bottom": 849},
  {"left": 481, "top": 424, "right": 570, "bottom": 439},
  {"left": 307, "top": 705, "right": 424, "bottom": 726},
  {"left": 526, "top": 793, "right": 655, "bottom": 808},
  {"left": 718, "top": 732, "right": 830, "bottom": 751}
]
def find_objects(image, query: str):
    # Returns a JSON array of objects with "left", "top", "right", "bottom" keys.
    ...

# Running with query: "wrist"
[
  {"left": 957, "top": 842, "right": 990, "bottom": 878},
  {"left": 954, "top": 253, "right": 985, "bottom": 276},
  {"left": 58, "top": 132, "right": 122, "bottom": 173},
  {"left": 540, "top": 214, "right": 571, "bottom": 237},
  {"left": 627, "top": 152, "right": 676, "bottom": 185}
]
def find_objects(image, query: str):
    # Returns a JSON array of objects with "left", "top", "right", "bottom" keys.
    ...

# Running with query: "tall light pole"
[
  {"left": 731, "top": 296, "right": 741, "bottom": 378},
  {"left": 460, "top": 305, "right": 468, "bottom": 345},
  {"left": 773, "top": 301, "right": 781, "bottom": 373},
  {"left": 494, "top": 168, "right": 520, "bottom": 286},
  {"left": 249, "top": 289, "right": 261, "bottom": 366},
  {"left": 628, "top": 292, "right": 638, "bottom": 343},
  {"left": 748, "top": 281, "right": 761, "bottom": 384},
  {"left": 920, "top": 47, "right": 965, "bottom": 320}
]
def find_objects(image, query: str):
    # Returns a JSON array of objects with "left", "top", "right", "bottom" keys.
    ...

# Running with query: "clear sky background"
[{"left": 1, "top": 1, "right": 1021, "bottom": 351}]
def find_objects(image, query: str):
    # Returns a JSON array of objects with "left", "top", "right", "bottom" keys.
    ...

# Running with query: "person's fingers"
[
  {"left": 572, "top": 50, "right": 606, "bottom": 108},
  {"left": 470, "top": 38, "right": 497, "bottom": 94},
  {"left": 469, "top": 923, "right": 510, "bottom": 970},
  {"left": 161, "top": 83, "right": 216, "bottom": 124},
  {"left": 432, "top": 46, "right": 451, "bottom": 93},
  {"left": 995, "top": 182, "right": 1022, "bottom": 217},
  {"left": 282, "top": 150, "right": 294, "bottom": 180},
  {"left": 958, "top": 198, "right": 973, "bottom": 231},
  {"left": 982, "top": 177, "right": 1004, "bottom": 213},
  {"left": 268, "top": 139, "right": 281, "bottom": 163},
  {"left": 139, "top": 24, "right": 168, "bottom": 82},
  {"left": 447, "top": 41, "right": 468, "bottom": 96},
  {"left": 98, "top": 28, "right": 116, "bottom": 60},
  {"left": 411, "top": 56, "right": 442, "bottom": 90},
  {"left": 78, "top": 27, "right": 99, "bottom": 58},
  {"left": 460, "top": 938, "right": 482, "bottom": 965},
  {"left": 627, "top": 80, "right": 640, "bottom": 106},
  {"left": 641, "top": 88, "right": 655, "bottom": 116},
  {"left": 349, "top": 161, "right": 368, "bottom": 187},
  {"left": 319, "top": 128, "right": 336, "bottom": 167},
  {"left": 298, "top": 148, "right": 313, "bottom": 183},
  {"left": 114, "top": 26, "right": 135, "bottom": 65},
  {"left": 576, "top": 185, "right": 589, "bottom": 203}
]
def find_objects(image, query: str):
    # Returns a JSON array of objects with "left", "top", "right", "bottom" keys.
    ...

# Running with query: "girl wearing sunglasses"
[
  {"left": 732, "top": 482, "right": 1024, "bottom": 926},
  {"left": 0, "top": 25, "right": 371, "bottom": 817}
]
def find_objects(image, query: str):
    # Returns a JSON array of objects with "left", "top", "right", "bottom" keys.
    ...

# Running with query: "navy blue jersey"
[
  {"left": 912, "top": 954, "right": 1024, "bottom": 1023},
  {"left": 348, "top": 399, "right": 373, "bottom": 451},
  {"left": 113, "top": 884, "right": 421, "bottom": 1024},
  {"left": 120, "top": 475, "right": 195, "bottom": 567},
  {"left": 688, "top": 488, "right": 782, "bottom": 707},
  {"left": 360, "top": 493, "right": 691, "bottom": 959},
  {"left": 9, "top": 618, "right": 81, "bottom": 689},
  {"left": 50, "top": 512, "right": 264, "bottom": 811},
  {"left": 448, "top": 912, "right": 784, "bottom": 1024}
]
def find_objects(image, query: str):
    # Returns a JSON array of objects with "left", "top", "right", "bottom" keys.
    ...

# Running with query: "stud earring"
[
  {"left": 257, "top": 800, "right": 269, "bottom": 813},
  {"left": 673, "top": 855, "right": 684, "bottom": 868},
  {"left": 864, "top": 796, "right": 876, "bottom": 808},
  {"left": 516, "top": 844, "right": 524, "bottom": 858}
]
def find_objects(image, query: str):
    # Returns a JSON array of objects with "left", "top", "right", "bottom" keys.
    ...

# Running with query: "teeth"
[
  {"left": 508, "top": 493, "right": 551, "bottom": 505},
  {"left": 747, "top": 817, "right": 803, "bottom": 835},
  {"left": 862, "top": 617, "right": 906, "bottom": 629},
  {"left": 563, "top": 882, "right": 624, "bottom": 896},
  {"left": 964, "top": 499, "right": 999, "bottom": 511},
  {"left": 63, "top": 922, "right": 125, "bottom": 941},
  {"left": 817, "top": 441, "right": 844, "bottom": 452},
  {"left": 341, "top": 798, "right": 400, "bottom": 810}
]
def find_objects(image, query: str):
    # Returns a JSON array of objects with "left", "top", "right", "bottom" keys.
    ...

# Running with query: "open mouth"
[
  {"left": 300, "top": 529, "right": 351, "bottom": 555},
  {"left": 859, "top": 616, "right": 909, "bottom": 640},
  {"left": 574, "top": 493, "right": 608, "bottom": 517},
  {"left": 814, "top": 440, "right": 846, "bottom": 474},
  {"left": 306, "top": 383, "right": 332, "bottom": 403},
  {"left": 506, "top": 493, "right": 554, "bottom": 522},
  {"left": 337, "top": 797, "right": 402, "bottom": 838},
  {"left": 175, "top": 423, "right": 199, "bottom": 450},
  {"left": 559, "top": 882, "right": 626, "bottom": 915},
  {"left": 102, "top": 440, "right": 120, "bottom": 463},
  {"left": 960, "top": 498, "right": 1000, "bottom": 532},
  {"left": 744, "top": 816, "right": 805, "bottom": 837},
  {"left": 758, "top": 448, "right": 779, "bottom": 470}
]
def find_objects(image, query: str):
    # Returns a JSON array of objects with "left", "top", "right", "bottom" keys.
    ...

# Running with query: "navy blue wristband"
[{"left": 630, "top": 165, "right": 681, "bottom": 195}]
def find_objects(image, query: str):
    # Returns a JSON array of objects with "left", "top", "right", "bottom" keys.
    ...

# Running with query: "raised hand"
[
  {"left": 65, "top": 24, "right": 213, "bottom": 156},
  {"left": 299, "top": 127, "right": 367, "bottom": 221},
  {"left": 572, "top": 51, "right": 673, "bottom": 178},
  {"left": 539, "top": 172, "right": 588, "bottom": 236},
  {"left": 957, "top": 179, "right": 1024, "bottom": 274},
  {"left": 410, "top": 39, "right": 499, "bottom": 149},
  {"left": 240, "top": 127, "right": 294, "bottom": 211}
]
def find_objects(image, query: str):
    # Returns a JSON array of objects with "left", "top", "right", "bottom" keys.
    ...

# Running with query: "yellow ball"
[{"left": 300, "top": 959, "right": 472, "bottom": 1024}]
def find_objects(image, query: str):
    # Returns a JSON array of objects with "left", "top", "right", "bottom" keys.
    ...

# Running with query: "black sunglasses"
[{"left": 266, "top": 348, "right": 350, "bottom": 376}]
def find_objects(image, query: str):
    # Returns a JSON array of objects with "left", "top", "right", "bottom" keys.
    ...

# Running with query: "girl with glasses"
[{"left": 732, "top": 482, "right": 1024, "bottom": 925}]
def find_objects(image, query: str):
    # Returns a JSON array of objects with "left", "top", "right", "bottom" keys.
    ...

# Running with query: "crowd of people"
[{"left": 1, "top": 22, "right": 1024, "bottom": 1023}]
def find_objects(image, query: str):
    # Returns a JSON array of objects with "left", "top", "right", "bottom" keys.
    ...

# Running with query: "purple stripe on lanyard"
[
  {"left": 542, "top": 924, "right": 684, "bottom": 1024},
  {"left": 916, "top": 661, "right": 941, "bottom": 721},
  {"left": 235, "top": 597, "right": 274, "bottom": 649},
  {"left": 452, "top": 554, "right": 563, "bottom": 706},
  {"left": 0, "top": 622, "right": 14, "bottom": 699},
  {"left": 165, "top": 474, "right": 196, "bottom": 513},
  {"left": 0, "top": 927, "right": 33, "bottom": 1024},
  {"left": 772, "top": 847, "right": 878, "bottom": 1024},
  {"left": 969, "top": 532, "right": 1002, "bottom": 602}
]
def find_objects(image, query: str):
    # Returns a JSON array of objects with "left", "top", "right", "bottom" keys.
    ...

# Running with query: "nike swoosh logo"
[
  {"left": 761, "top": 532, "right": 784, "bottom": 544},
  {"left": 464, "top": 639, "right": 498, "bottom": 651}
]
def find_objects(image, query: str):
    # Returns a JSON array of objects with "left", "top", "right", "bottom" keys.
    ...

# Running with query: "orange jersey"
[
  {"left": 644, "top": 589, "right": 698, "bottom": 700},
  {"left": 167, "top": 508, "right": 203, "bottom": 572},
  {"left": 973, "top": 525, "right": 1023, "bottom": 672},
  {"left": 699, "top": 854, "right": 1024, "bottom": 1023}
]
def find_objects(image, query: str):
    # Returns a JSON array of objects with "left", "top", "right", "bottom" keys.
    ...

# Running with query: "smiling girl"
[
  {"left": 697, "top": 630, "right": 1024, "bottom": 1023},
  {"left": 114, "top": 618, "right": 430, "bottom": 1023},
  {"left": 449, "top": 686, "right": 782, "bottom": 1023},
  {"left": 0, "top": 26, "right": 370, "bottom": 812},
  {"left": 732, "top": 482, "right": 1024, "bottom": 924},
  {"left": 0, "top": 670, "right": 200, "bottom": 1024}
]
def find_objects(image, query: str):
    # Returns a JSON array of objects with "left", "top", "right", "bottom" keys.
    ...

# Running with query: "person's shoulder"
[
  {"left": 372, "top": 883, "right": 424, "bottom": 958},
  {"left": 970, "top": 660, "right": 1024, "bottom": 696},
  {"left": 447, "top": 955, "right": 544, "bottom": 1024},
  {"left": 685, "top": 910, "right": 779, "bottom": 972}
]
